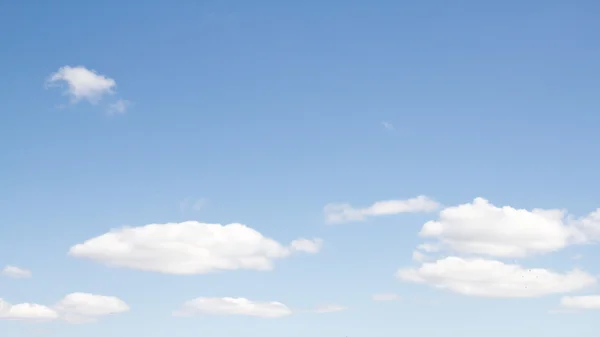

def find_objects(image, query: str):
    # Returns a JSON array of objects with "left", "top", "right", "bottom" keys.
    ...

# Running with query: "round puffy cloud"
[
  {"left": 419, "top": 198, "right": 581, "bottom": 257},
  {"left": 396, "top": 256, "right": 596, "bottom": 298},
  {"left": 68, "top": 221, "right": 322, "bottom": 275},
  {"left": 175, "top": 297, "right": 292, "bottom": 318}
]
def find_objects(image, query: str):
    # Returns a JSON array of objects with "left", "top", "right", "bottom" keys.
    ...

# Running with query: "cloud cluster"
[
  {"left": 324, "top": 195, "right": 439, "bottom": 224},
  {"left": 0, "top": 293, "right": 129, "bottom": 323},
  {"left": 398, "top": 197, "right": 600, "bottom": 301},
  {"left": 69, "top": 221, "right": 322, "bottom": 275}
]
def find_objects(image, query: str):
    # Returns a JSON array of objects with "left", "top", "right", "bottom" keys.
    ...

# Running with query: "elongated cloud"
[
  {"left": 1, "top": 265, "right": 32, "bottom": 279},
  {"left": 324, "top": 195, "right": 439, "bottom": 224},
  {"left": 397, "top": 256, "right": 595, "bottom": 298},
  {"left": 69, "top": 221, "right": 322, "bottom": 274},
  {"left": 0, "top": 293, "right": 129, "bottom": 323},
  {"left": 175, "top": 297, "right": 292, "bottom": 318}
]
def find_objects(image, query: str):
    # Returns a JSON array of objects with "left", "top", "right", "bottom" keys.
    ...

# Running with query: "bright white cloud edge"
[{"left": 68, "top": 221, "right": 322, "bottom": 275}]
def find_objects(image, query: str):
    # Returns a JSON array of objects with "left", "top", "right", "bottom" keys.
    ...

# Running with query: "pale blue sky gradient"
[{"left": 1, "top": 0, "right": 600, "bottom": 336}]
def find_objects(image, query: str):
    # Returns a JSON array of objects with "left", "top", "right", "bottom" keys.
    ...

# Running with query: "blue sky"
[{"left": 1, "top": 0, "right": 600, "bottom": 336}]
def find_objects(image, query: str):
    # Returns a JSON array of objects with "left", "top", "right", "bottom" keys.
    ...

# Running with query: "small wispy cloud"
[
  {"left": 313, "top": 304, "right": 347, "bottom": 313},
  {"left": 324, "top": 195, "right": 439, "bottom": 224},
  {"left": 108, "top": 99, "right": 131, "bottom": 115},
  {"left": 180, "top": 198, "right": 207, "bottom": 212},
  {"left": 1, "top": 265, "right": 32, "bottom": 279},
  {"left": 381, "top": 121, "right": 394, "bottom": 131}
]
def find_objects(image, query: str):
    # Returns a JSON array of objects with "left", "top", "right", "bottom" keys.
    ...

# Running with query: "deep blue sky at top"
[{"left": 1, "top": 0, "right": 600, "bottom": 336}]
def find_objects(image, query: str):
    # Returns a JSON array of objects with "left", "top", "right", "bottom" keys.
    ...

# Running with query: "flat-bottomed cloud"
[
  {"left": 397, "top": 256, "right": 595, "bottom": 298},
  {"left": 0, "top": 293, "right": 129, "bottom": 323},
  {"left": 69, "top": 221, "right": 323, "bottom": 274},
  {"left": 560, "top": 295, "right": 600, "bottom": 310},
  {"left": 1, "top": 265, "right": 32, "bottom": 279},
  {"left": 175, "top": 297, "right": 292, "bottom": 318},
  {"left": 417, "top": 197, "right": 600, "bottom": 258}
]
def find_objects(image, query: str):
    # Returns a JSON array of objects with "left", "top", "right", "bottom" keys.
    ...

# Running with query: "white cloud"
[
  {"left": 418, "top": 197, "right": 584, "bottom": 258},
  {"left": 289, "top": 238, "right": 323, "bottom": 253},
  {"left": 573, "top": 209, "right": 600, "bottom": 241},
  {"left": 0, "top": 300, "right": 58, "bottom": 321},
  {"left": 69, "top": 221, "right": 322, "bottom": 274},
  {"left": 175, "top": 297, "right": 292, "bottom": 318},
  {"left": 324, "top": 195, "right": 439, "bottom": 224},
  {"left": 107, "top": 99, "right": 131, "bottom": 114},
  {"left": 560, "top": 295, "right": 600, "bottom": 310},
  {"left": 396, "top": 256, "right": 595, "bottom": 298},
  {"left": 313, "top": 304, "right": 347, "bottom": 313},
  {"left": 46, "top": 66, "right": 116, "bottom": 104},
  {"left": 54, "top": 293, "right": 129, "bottom": 323},
  {"left": 372, "top": 293, "right": 400, "bottom": 301},
  {"left": 1, "top": 265, "right": 32, "bottom": 279},
  {"left": 0, "top": 293, "right": 128, "bottom": 324}
]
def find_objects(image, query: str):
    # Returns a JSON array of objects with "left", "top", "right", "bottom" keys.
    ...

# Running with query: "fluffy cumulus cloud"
[
  {"left": 1, "top": 265, "right": 32, "bottom": 279},
  {"left": 46, "top": 65, "right": 130, "bottom": 112},
  {"left": 417, "top": 197, "right": 600, "bottom": 258},
  {"left": 175, "top": 297, "right": 292, "bottom": 318},
  {"left": 46, "top": 66, "right": 116, "bottom": 103},
  {"left": 560, "top": 295, "right": 600, "bottom": 310},
  {"left": 397, "top": 256, "right": 595, "bottom": 298},
  {"left": 0, "top": 300, "right": 57, "bottom": 321},
  {"left": 0, "top": 293, "right": 128, "bottom": 323},
  {"left": 372, "top": 293, "right": 400, "bottom": 301},
  {"left": 68, "top": 221, "right": 322, "bottom": 274},
  {"left": 324, "top": 195, "right": 439, "bottom": 224}
]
